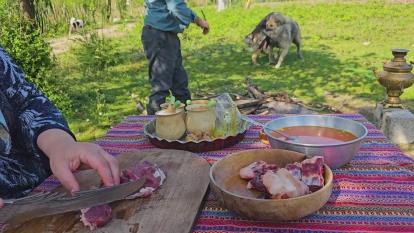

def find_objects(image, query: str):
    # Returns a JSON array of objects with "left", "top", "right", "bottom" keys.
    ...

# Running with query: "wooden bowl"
[{"left": 209, "top": 149, "right": 333, "bottom": 221}]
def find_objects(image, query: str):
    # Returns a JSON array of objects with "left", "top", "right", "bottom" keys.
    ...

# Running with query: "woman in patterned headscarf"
[{"left": 0, "top": 48, "right": 120, "bottom": 200}]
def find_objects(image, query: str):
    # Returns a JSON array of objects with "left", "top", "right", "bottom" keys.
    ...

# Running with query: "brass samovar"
[{"left": 374, "top": 49, "right": 414, "bottom": 108}]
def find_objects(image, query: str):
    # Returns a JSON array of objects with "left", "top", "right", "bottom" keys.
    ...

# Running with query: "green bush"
[
  {"left": 73, "top": 32, "right": 121, "bottom": 77},
  {"left": 0, "top": 3, "right": 72, "bottom": 113}
]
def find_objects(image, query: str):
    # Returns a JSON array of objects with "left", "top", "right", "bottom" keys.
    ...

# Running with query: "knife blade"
[{"left": 0, "top": 178, "right": 146, "bottom": 227}]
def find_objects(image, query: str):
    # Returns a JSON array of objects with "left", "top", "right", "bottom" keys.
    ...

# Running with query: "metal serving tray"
[{"left": 144, "top": 119, "right": 250, "bottom": 152}]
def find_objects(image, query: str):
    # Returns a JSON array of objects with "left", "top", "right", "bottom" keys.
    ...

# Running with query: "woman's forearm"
[{"left": 37, "top": 128, "right": 76, "bottom": 160}]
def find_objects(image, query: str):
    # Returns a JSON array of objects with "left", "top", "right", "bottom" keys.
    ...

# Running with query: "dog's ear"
[
  {"left": 265, "top": 12, "right": 275, "bottom": 21},
  {"left": 275, "top": 14, "right": 287, "bottom": 25}
]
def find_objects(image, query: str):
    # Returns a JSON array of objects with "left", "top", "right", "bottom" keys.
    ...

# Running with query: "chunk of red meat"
[
  {"left": 80, "top": 204, "right": 112, "bottom": 230},
  {"left": 246, "top": 173, "right": 267, "bottom": 193},
  {"left": 121, "top": 161, "right": 155, "bottom": 181},
  {"left": 80, "top": 162, "right": 166, "bottom": 230},
  {"left": 240, "top": 161, "right": 265, "bottom": 180},
  {"left": 262, "top": 169, "right": 309, "bottom": 199},
  {"left": 285, "top": 162, "right": 302, "bottom": 181},
  {"left": 301, "top": 156, "right": 324, "bottom": 192},
  {"left": 121, "top": 161, "right": 166, "bottom": 199},
  {"left": 239, "top": 161, "right": 278, "bottom": 180},
  {"left": 240, "top": 156, "right": 326, "bottom": 200}
]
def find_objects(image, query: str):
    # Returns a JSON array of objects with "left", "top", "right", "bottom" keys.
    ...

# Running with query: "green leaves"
[
  {"left": 165, "top": 93, "right": 181, "bottom": 109},
  {"left": 74, "top": 32, "right": 121, "bottom": 78},
  {"left": 207, "top": 99, "right": 216, "bottom": 108},
  {"left": 174, "top": 100, "right": 181, "bottom": 108},
  {"left": 0, "top": 4, "right": 72, "bottom": 112},
  {"left": 170, "top": 95, "right": 176, "bottom": 104}
]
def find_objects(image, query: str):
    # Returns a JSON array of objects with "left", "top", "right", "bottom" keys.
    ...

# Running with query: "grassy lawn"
[{"left": 55, "top": 2, "right": 414, "bottom": 141}]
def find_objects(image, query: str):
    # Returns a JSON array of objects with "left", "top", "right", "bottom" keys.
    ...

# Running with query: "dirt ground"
[{"left": 49, "top": 22, "right": 136, "bottom": 55}]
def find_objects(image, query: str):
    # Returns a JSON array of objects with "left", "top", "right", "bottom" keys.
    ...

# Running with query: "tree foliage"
[{"left": 0, "top": 1, "right": 72, "bottom": 112}]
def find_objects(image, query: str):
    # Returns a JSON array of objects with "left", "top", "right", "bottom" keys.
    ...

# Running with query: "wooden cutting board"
[{"left": 7, "top": 149, "right": 211, "bottom": 233}]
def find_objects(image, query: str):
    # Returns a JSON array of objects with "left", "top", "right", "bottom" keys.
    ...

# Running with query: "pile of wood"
[
  {"left": 235, "top": 77, "right": 342, "bottom": 115},
  {"left": 138, "top": 77, "right": 342, "bottom": 115},
  {"left": 194, "top": 77, "right": 342, "bottom": 115}
]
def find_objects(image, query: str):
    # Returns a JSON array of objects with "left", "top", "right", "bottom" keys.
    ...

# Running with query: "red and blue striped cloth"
[{"left": 43, "top": 114, "right": 414, "bottom": 232}]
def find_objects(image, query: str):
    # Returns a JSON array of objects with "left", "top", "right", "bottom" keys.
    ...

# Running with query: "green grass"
[{"left": 55, "top": 2, "right": 414, "bottom": 141}]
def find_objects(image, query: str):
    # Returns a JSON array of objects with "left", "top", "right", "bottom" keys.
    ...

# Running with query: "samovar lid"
[{"left": 383, "top": 49, "right": 413, "bottom": 73}]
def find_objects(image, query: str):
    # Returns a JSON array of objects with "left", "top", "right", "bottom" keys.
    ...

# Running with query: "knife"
[{"left": 0, "top": 178, "right": 146, "bottom": 227}]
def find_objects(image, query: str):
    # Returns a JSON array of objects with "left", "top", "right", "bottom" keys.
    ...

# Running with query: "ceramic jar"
[
  {"left": 160, "top": 103, "right": 186, "bottom": 120},
  {"left": 155, "top": 108, "right": 186, "bottom": 140},
  {"left": 160, "top": 102, "right": 186, "bottom": 110},
  {"left": 191, "top": 100, "right": 209, "bottom": 105},
  {"left": 185, "top": 104, "right": 216, "bottom": 135}
]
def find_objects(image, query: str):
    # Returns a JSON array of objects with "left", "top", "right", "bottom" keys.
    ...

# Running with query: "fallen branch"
[
  {"left": 235, "top": 99, "right": 265, "bottom": 108},
  {"left": 240, "top": 106, "right": 260, "bottom": 115},
  {"left": 245, "top": 77, "right": 266, "bottom": 99}
]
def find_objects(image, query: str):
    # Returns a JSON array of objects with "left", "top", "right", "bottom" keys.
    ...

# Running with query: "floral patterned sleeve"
[{"left": 0, "top": 48, "right": 75, "bottom": 157}]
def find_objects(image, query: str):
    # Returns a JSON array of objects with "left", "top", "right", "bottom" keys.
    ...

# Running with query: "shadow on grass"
[
  {"left": 61, "top": 41, "right": 385, "bottom": 140},
  {"left": 58, "top": 47, "right": 150, "bottom": 140},
  {"left": 184, "top": 42, "right": 383, "bottom": 104}
]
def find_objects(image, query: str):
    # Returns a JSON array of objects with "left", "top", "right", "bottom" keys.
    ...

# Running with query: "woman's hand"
[
  {"left": 37, "top": 129, "right": 120, "bottom": 193},
  {"left": 194, "top": 17, "right": 209, "bottom": 35}
]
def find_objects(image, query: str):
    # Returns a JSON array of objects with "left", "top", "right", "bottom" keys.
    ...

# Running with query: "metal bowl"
[
  {"left": 209, "top": 149, "right": 333, "bottom": 221},
  {"left": 264, "top": 115, "right": 368, "bottom": 169}
]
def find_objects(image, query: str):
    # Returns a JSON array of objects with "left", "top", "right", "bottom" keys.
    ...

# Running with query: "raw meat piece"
[
  {"left": 240, "top": 161, "right": 266, "bottom": 180},
  {"left": 240, "top": 156, "right": 326, "bottom": 200},
  {"left": 80, "top": 162, "right": 166, "bottom": 230},
  {"left": 262, "top": 168, "right": 309, "bottom": 199},
  {"left": 285, "top": 162, "right": 302, "bottom": 180},
  {"left": 246, "top": 174, "right": 267, "bottom": 193},
  {"left": 239, "top": 161, "right": 278, "bottom": 180},
  {"left": 80, "top": 204, "right": 112, "bottom": 230},
  {"left": 301, "top": 156, "right": 324, "bottom": 192},
  {"left": 121, "top": 161, "right": 166, "bottom": 199}
]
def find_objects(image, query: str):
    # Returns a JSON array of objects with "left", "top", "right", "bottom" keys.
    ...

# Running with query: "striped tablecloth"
[{"left": 43, "top": 114, "right": 414, "bottom": 232}]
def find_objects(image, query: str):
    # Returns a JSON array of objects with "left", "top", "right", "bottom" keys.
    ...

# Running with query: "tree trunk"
[
  {"left": 106, "top": 0, "right": 112, "bottom": 22},
  {"left": 245, "top": 0, "right": 253, "bottom": 9},
  {"left": 20, "top": 0, "right": 36, "bottom": 20}
]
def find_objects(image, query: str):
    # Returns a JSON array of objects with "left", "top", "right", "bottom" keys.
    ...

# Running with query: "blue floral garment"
[{"left": 0, "top": 47, "right": 74, "bottom": 198}]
